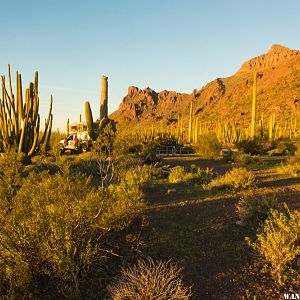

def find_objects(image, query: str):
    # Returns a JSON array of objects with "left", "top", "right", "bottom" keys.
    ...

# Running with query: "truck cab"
[{"left": 59, "top": 122, "right": 93, "bottom": 154}]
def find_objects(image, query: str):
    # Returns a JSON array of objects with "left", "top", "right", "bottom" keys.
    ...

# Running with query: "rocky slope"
[{"left": 110, "top": 45, "right": 300, "bottom": 130}]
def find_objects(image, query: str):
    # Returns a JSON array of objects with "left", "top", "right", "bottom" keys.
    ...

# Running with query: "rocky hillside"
[{"left": 110, "top": 45, "right": 300, "bottom": 131}]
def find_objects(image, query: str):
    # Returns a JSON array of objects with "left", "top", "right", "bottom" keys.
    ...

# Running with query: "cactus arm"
[
  {"left": 44, "top": 114, "right": 53, "bottom": 151},
  {"left": 28, "top": 114, "right": 40, "bottom": 157},
  {"left": 8, "top": 65, "right": 15, "bottom": 106},
  {"left": 39, "top": 95, "right": 53, "bottom": 145},
  {"left": 18, "top": 118, "right": 27, "bottom": 153},
  {"left": 16, "top": 72, "right": 24, "bottom": 122},
  {"left": 2, "top": 78, "right": 18, "bottom": 140}
]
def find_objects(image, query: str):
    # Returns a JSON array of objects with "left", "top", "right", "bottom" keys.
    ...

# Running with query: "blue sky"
[{"left": 1, "top": 0, "right": 300, "bottom": 131}]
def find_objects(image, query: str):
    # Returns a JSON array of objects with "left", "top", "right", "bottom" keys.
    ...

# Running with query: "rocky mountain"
[{"left": 110, "top": 45, "right": 300, "bottom": 131}]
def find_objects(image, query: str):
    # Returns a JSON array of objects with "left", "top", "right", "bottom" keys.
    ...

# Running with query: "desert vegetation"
[{"left": 1, "top": 48, "right": 300, "bottom": 300}]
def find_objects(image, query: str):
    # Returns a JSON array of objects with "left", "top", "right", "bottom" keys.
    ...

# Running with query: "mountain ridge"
[{"left": 110, "top": 45, "right": 300, "bottom": 131}]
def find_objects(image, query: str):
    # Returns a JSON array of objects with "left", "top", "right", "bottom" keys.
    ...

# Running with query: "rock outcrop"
[
  {"left": 110, "top": 45, "right": 300, "bottom": 130},
  {"left": 237, "top": 44, "right": 300, "bottom": 74}
]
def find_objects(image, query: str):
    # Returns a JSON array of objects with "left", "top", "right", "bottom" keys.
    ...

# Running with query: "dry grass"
[{"left": 108, "top": 257, "right": 192, "bottom": 300}]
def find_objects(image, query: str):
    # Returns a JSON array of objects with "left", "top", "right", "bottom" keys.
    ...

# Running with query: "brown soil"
[{"left": 129, "top": 156, "right": 300, "bottom": 299}]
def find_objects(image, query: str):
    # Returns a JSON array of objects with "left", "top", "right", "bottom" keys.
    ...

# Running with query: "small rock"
[{"left": 167, "top": 188, "right": 176, "bottom": 194}]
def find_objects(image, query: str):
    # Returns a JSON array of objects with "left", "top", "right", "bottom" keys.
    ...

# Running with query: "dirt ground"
[
  {"left": 132, "top": 155, "right": 300, "bottom": 299},
  {"left": 162, "top": 155, "right": 232, "bottom": 174}
]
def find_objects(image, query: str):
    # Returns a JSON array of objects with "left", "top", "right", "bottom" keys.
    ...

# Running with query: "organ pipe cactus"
[{"left": 0, "top": 65, "right": 53, "bottom": 156}]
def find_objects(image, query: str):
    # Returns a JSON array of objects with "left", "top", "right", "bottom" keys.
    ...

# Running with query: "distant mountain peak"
[
  {"left": 110, "top": 44, "right": 300, "bottom": 129},
  {"left": 268, "top": 44, "right": 290, "bottom": 53},
  {"left": 237, "top": 44, "right": 299, "bottom": 74}
]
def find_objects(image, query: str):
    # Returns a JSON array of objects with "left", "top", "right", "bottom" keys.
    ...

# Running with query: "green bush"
[
  {"left": 140, "top": 141, "right": 161, "bottom": 164},
  {"left": 0, "top": 151, "right": 23, "bottom": 212},
  {"left": 22, "top": 162, "right": 61, "bottom": 176},
  {"left": 0, "top": 170, "right": 144, "bottom": 298},
  {"left": 194, "top": 133, "right": 222, "bottom": 160},
  {"left": 267, "top": 140, "right": 297, "bottom": 156},
  {"left": 155, "top": 134, "right": 181, "bottom": 147},
  {"left": 168, "top": 166, "right": 186, "bottom": 183},
  {"left": 108, "top": 258, "right": 192, "bottom": 300},
  {"left": 232, "top": 152, "right": 261, "bottom": 165},
  {"left": 113, "top": 134, "right": 161, "bottom": 164},
  {"left": 114, "top": 154, "right": 144, "bottom": 180},
  {"left": 236, "top": 139, "right": 263, "bottom": 155},
  {"left": 276, "top": 162, "right": 300, "bottom": 177},
  {"left": 236, "top": 189, "right": 279, "bottom": 225},
  {"left": 187, "top": 166, "right": 216, "bottom": 185},
  {"left": 124, "top": 164, "right": 163, "bottom": 188},
  {"left": 247, "top": 206, "right": 300, "bottom": 286},
  {"left": 209, "top": 167, "right": 256, "bottom": 190},
  {"left": 168, "top": 165, "right": 216, "bottom": 185},
  {"left": 113, "top": 133, "right": 141, "bottom": 156}
]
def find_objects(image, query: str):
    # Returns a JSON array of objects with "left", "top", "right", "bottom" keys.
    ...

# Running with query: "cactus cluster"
[
  {"left": 80, "top": 71, "right": 300, "bottom": 148},
  {"left": 0, "top": 65, "right": 53, "bottom": 156},
  {"left": 83, "top": 75, "right": 115, "bottom": 141}
]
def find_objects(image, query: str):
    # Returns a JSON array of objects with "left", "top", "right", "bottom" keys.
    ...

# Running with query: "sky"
[{"left": 1, "top": 0, "right": 300, "bottom": 131}]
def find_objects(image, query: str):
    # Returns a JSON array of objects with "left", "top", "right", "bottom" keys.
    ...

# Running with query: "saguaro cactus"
[
  {"left": 269, "top": 113, "right": 276, "bottom": 141},
  {"left": 0, "top": 65, "right": 53, "bottom": 156},
  {"left": 85, "top": 101, "right": 94, "bottom": 139},
  {"left": 250, "top": 72, "right": 257, "bottom": 139},
  {"left": 188, "top": 101, "right": 193, "bottom": 143},
  {"left": 100, "top": 75, "right": 108, "bottom": 120}
]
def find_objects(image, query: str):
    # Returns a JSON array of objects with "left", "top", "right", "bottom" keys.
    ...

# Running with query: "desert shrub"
[
  {"left": 267, "top": 140, "right": 297, "bottom": 156},
  {"left": 0, "top": 151, "right": 23, "bottom": 211},
  {"left": 209, "top": 167, "right": 256, "bottom": 190},
  {"left": 113, "top": 134, "right": 160, "bottom": 164},
  {"left": 232, "top": 152, "right": 261, "bottom": 165},
  {"left": 123, "top": 164, "right": 163, "bottom": 188},
  {"left": 276, "top": 162, "right": 300, "bottom": 177},
  {"left": 113, "top": 133, "right": 141, "bottom": 156},
  {"left": 186, "top": 166, "right": 216, "bottom": 185},
  {"left": 114, "top": 154, "right": 144, "bottom": 180},
  {"left": 140, "top": 141, "right": 161, "bottom": 164},
  {"left": 155, "top": 134, "right": 181, "bottom": 147},
  {"left": 168, "top": 165, "right": 216, "bottom": 185},
  {"left": 247, "top": 206, "right": 300, "bottom": 286},
  {"left": 46, "top": 130, "right": 65, "bottom": 159},
  {"left": 236, "top": 189, "right": 279, "bottom": 225},
  {"left": 236, "top": 139, "right": 263, "bottom": 155},
  {"left": 22, "top": 162, "right": 61, "bottom": 176},
  {"left": 168, "top": 166, "right": 186, "bottom": 183},
  {"left": 194, "top": 133, "right": 222, "bottom": 160},
  {"left": 108, "top": 258, "right": 192, "bottom": 300},
  {"left": 0, "top": 171, "right": 144, "bottom": 298},
  {"left": 66, "top": 157, "right": 99, "bottom": 177}
]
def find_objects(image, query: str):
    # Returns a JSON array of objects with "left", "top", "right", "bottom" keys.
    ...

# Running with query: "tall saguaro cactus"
[
  {"left": 250, "top": 72, "right": 257, "bottom": 139},
  {"left": 188, "top": 101, "right": 193, "bottom": 143},
  {"left": 100, "top": 75, "right": 108, "bottom": 120},
  {"left": 85, "top": 101, "right": 94, "bottom": 139},
  {"left": 0, "top": 65, "right": 53, "bottom": 156},
  {"left": 83, "top": 75, "right": 115, "bottom": 142}
]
